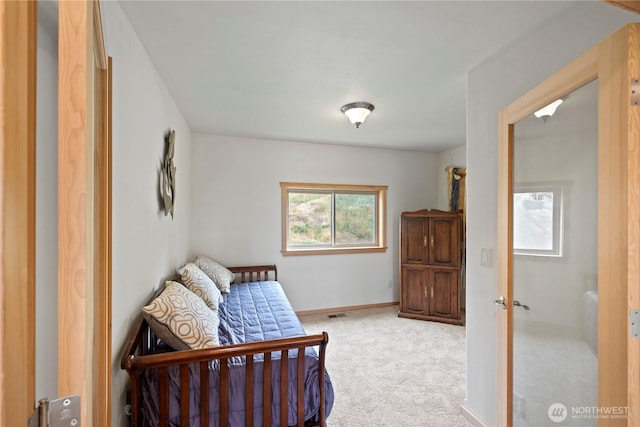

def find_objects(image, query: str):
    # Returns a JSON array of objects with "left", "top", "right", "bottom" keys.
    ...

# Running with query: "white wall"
[
  {"left": 190, "top": 134, "right": 438, "bottom": 311},
  {"left": 436, "top": 145, "right": 466, "bottom": 211},
  {"left": 102, "top": 2, "right": 193, "bottom": 425},
  {"left": 465, "top": 3, "right": 637, "bottom": 425},
  {"left": 36, "top": 7, "right": 58, "bottom": 403}
]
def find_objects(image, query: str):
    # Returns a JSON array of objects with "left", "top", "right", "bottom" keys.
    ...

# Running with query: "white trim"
[{"left": 460, "top": 405, "right": 488, "bottom": 427}]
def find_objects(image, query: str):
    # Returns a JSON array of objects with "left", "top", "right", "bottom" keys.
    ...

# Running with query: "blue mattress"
[{"left": 140, "top": 281, "right": 334, "bottom": 427}]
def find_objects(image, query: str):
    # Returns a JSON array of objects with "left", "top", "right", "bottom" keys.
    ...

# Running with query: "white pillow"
[
  {"left": 177, "top": 262, "right": 223, "bottom": 310},
  {"left": 142, "top": 281, "right": 220, "bottom": 350},
  {"left": 194, "top": 256, "right": 234, "bottom": 294}
]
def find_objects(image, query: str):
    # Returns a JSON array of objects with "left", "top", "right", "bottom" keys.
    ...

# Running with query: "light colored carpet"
[
  {"left": 513, "top": 321, "right": 597, "bottom": 427},
  {"left": 299, "top": 306, "right": 472, "bottom": 427}
]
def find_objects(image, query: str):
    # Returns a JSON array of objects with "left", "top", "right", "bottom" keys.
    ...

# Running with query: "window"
[
  {"left": 513, "top": 185, "right": 563, "bottom": 257},
  {"left": 281, "top": 182, "right": 387, "bottom": 256}
]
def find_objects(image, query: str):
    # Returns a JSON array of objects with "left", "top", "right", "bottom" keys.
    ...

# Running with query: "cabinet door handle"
[
  {"left": 431, "top": 287, "right": 434, "bottom": 298},
  {"left": 430, "top": 235, "right": 434, "bottom": 247},
  {"left": 424, "top": 285, "right": 428, "bottom": 299},
  {"left": 423, "top": 235, "right": 427, "bottom": 247}
]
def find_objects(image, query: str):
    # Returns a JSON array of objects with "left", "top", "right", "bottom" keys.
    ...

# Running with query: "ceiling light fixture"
[
  {"left": 341, "top": 102, "right": 375, "bottom": 128},
  {"left": 534, "top": 99, "right": 563, "bottom": 120}
]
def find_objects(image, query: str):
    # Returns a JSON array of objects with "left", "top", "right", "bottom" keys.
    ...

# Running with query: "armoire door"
[
  {"left": 428, "top": 268, "right": 459, "bottom": 319},
  {"left": 401, "top": 267, "right": 429, "bottom": 315},
  {"left": 496, "top": 23, "right": 640, "bottom": 427},
  {"left": 402, "top": 217, "right": 428, "bottom": 264},
  {"left": 428, "top": 216, "right": 460, "bottom": 266}
]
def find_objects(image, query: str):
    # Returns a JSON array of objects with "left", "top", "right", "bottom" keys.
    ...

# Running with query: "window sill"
[
  {"left": 282, "top": 246, "right": 388, "bottom": 257},
  {"left": 514, "top": 252, "right": 563, "bottom": 259}
]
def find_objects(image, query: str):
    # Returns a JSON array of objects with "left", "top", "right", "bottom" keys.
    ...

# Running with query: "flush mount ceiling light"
[
  {"left": 534, "top": 99, "right": 563, "bottom": 120},
  {"left": 341, "top": 102, "right": 375, "bottom": 128}
]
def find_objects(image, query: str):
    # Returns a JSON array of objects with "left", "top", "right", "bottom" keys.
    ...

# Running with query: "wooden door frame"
[
  {"left": 0, "top": 2, "right": 111, "bottom": 423},
  {"left": 497, "top": 23, "right": 640, "bottom": 426},
  {"left": 93, "top": 4, "right": 112, "bottom": 425},
  {"left": 603, "top": 1, "right": 640, "bottom": 14},
  {"left": 58, "top": 0, "right": 111, "bottom": 424},
  {"left": 0, "top": 1, "right": 37, "bottom": 425}
]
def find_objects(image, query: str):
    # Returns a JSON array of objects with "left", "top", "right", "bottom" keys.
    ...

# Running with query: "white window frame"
[
  {"left": 280, "top": 182, "right": 387, "bottom": 256},
  {"left": 513, "top": 184, "right": 564, "bottom": 257}
]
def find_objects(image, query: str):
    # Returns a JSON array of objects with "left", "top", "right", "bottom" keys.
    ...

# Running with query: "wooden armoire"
[{"left": 399, "top": 209, "right": 464, "bottom": 325}]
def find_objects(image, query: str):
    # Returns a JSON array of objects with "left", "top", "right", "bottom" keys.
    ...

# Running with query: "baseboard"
[
  {"left": 460, "top": 405, "right": 487, "bottom": 427},
  {"left": 296, "top": 301, "right": 399, "bottom": 317}
]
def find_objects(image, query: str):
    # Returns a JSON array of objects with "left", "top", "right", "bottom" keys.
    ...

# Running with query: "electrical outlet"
[{"left": 387, "top": 280, "right": 393, "bottom": 289}]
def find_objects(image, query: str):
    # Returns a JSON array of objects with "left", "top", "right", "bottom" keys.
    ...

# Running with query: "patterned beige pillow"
[
  {"left": 177, "top": 263, "right": 223, "bottom": 310},
  {"left": 194, "top": 256, "right": 234, "bottom": 294},
  {"left": 142, "top": 281, "right": 220, "bottom": 350}
]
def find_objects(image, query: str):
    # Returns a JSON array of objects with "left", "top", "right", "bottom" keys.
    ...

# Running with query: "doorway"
[
  {"left": 511, "top": 80, "right": 599, "bottom": 426},
  {"left": 0, "top": 1, "right": 112, "bottom": 425},
  {"left": 497, "top": 23, "right": 640, "bottom": 427}
]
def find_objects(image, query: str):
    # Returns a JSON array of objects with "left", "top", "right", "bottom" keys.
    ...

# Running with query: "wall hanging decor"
[
  {"left": 160, "top": 129, "right": 176, "bottom": 218},
  {"left": 446, "top": 165, "right": 466, "bottom": 215}
]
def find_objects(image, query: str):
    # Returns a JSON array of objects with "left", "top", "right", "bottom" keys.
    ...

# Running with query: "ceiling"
[{"left": 118, "top": 1, "right": 579, "bottom": 152}]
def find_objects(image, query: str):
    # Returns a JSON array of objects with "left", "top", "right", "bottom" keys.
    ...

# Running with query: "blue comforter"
[
  {"left": 219, "top": 281, "right": 309, "bottom": 346},
  {"left": 140, "top": 281, "right": 334, "bottom": 427}
]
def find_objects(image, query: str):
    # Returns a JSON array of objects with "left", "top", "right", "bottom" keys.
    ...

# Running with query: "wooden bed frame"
[{"left": 121, "top": 265, "right": 329, "bottom": 427}]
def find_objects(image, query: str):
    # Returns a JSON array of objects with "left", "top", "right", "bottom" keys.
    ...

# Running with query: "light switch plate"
[{"left": 480, "top": 248, "right": 493, "bottom": 267}]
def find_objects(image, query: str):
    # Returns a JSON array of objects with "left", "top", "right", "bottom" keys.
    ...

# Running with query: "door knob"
[
  {"left": 494, "top": 296, "right": 507, "bottom": 310},
  {"left": 513, "top": 300, "right": 530, "bottom": 310}
]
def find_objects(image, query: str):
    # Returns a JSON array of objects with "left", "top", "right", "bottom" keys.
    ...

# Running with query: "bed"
[{"left": 121, "top": 264, "right": 334, "bottom": 427}]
